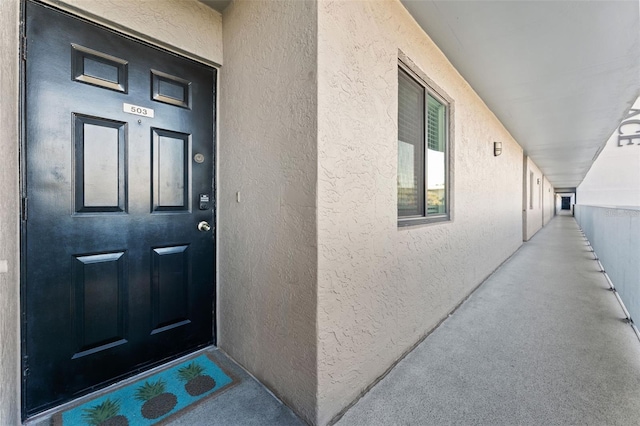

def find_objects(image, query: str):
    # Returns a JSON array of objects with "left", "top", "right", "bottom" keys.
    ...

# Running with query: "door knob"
[{"left": 197, "top": 221, "right": 211, "bottom": 232}]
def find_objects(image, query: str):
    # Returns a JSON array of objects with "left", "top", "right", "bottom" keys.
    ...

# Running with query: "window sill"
[{"left": 398, "top": 214, "right": 450, "bottom": 228}]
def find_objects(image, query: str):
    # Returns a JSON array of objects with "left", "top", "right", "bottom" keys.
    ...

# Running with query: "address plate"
[{"left": 123, "top": 103, "right": 154, "bottom": 118}]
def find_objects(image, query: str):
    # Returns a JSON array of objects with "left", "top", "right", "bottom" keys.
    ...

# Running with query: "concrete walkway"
[{"left": 336, "top": 215, "right": 640, "bottom": 425}]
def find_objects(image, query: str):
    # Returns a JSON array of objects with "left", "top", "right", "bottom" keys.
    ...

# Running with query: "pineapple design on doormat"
[
  {"left": 58, "top": 353, "right": 237, "bottom": 426},
  {"left": 134, "top": 379, "right": 177, "bottom": 420},
  {"left": 81, "top": 398, "right": 128, "bottom": 426},
  {"left": 177, "top": 362, "right": 216, "bottom": 396}
]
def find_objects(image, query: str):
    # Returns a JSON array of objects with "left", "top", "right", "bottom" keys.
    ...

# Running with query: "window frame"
[
  {"left": 529, "top": 172, "right": 534, "bottom": 210},
  {"left": 397, "top": 58, "right": 453, "bottom": 227}
]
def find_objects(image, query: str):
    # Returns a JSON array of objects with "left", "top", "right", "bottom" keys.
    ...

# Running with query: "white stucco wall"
[
  {"left": 0, "top": 1, "right": 21, "bottom": 423},
  {"left": 524, "top": 157, "right": 544, "bottom": 240},
  {"left": 219, "top": 1, "right": 318, "bottom": 423},
  {"left": 317, "top": 1, "right": 524, "bottom": 423},
  {"left": 578, "top": 97, "right": 640, "bottom": 207},
  {"left": 41, "top": 0, "right": 223, "bottom": 65}
]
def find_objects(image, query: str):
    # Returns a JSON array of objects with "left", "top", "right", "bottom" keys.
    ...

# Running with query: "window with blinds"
[
  {"left": 398, "top": 64, "right": 449, "bottom": 224},
  {"left": 398, "top": 68, "right": 425, "bottom": 217}
]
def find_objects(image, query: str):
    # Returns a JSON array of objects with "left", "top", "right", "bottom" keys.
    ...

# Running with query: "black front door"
[{"left": 23, "top": 1, "right": 216, "bottom": 416}]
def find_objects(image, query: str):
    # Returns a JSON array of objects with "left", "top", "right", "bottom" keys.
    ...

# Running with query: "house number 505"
[{"left": 123, "top": 103, "right": 155, "bottom": 118}]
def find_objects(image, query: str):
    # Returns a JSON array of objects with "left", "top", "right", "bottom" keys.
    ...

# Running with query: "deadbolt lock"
[{"left": 197, "top": 221, "right": 211, "bottom": 232}]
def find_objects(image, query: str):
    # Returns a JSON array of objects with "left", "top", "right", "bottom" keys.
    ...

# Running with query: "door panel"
[
  {"left": 24, "top": 1, "right": 216, "bottom": 416},
  {"left": 71, "top": 251, "right": 128, "bottom": 359},
  {"left": 151, "top": 244, "right": 192, "bottom": 335},
  {"left": 152, "top": 129, "right": 191, "bottom": 212},
  {"left": 74, "top": 115, "right": 127, "bottom": 213}
]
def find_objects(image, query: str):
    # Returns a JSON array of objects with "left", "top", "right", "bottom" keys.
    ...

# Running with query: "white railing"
[{"left": 575, "top": 205, "right": 640, "bottom": 325}]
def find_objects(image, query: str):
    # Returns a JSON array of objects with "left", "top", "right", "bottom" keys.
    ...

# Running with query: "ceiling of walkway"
[{"left": 400, "top": 0, "right": 640, "bottom": 188}]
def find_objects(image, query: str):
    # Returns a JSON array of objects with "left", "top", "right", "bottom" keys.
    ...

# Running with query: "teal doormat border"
[{"left": 53, "top": 353, "right": 239, "bottom": 425}]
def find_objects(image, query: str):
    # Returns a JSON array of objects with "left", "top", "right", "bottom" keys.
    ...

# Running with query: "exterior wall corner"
[{"left": 219, "top": 0, "right": 319, "bottom": 423}]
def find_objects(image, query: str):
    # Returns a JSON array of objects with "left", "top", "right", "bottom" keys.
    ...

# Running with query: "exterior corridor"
[{"left": 336, "top": 214, "right": 640, "bottom": 425}]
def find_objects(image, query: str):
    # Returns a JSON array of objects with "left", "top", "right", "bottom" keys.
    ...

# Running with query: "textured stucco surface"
[
  {"left": 42, "top": 0, "right": 223, "bottom": 65},
  {"left": 317, "top": 1, "right": 524, "bottom": 423},
  {"left": 524, "top": 157, "right": 545, "bottom": 240},
  {"left": 219, "top": 1, "right": 318, "bottom": 424},
  {"left": 0, "top": 0, "right": 21, "bottom": 424}
]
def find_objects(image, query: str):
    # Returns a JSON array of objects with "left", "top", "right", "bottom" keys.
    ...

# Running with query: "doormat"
[{"left": 53, "top": 353, "right": 239, "bottom": 426}]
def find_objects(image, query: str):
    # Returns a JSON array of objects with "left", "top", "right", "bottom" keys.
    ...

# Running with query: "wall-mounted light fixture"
[{"left": 493, "top": 141, "right": 502, "bottom": 156}]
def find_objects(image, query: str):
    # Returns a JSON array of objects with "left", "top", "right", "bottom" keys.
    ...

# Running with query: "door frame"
[{"left": 19, "top": 1, "right": 219, "bottom": 419}]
